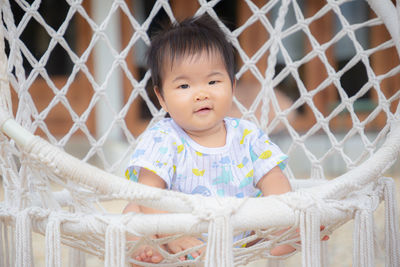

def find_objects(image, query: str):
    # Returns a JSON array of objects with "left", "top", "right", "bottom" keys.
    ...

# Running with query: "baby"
[{"left": 123, "top": 14, "right": 325, "bottom": 265}]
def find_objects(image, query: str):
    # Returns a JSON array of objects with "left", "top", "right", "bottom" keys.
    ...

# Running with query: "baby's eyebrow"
[
  {"left": 172, "top": 75, "right": 189, "bottom": 83},
  {"left": 207, "top": 71, "right": 224, "bottom": 77}
]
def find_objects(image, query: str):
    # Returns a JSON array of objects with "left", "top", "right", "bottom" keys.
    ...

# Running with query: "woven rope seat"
[{"left": 0, "top": 0, "right": 399, "bottom": 266}]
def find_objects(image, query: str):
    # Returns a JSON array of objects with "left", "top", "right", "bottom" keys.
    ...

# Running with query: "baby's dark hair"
[{"left": 147, "top": 14, "right": 235, "bottom": 92}]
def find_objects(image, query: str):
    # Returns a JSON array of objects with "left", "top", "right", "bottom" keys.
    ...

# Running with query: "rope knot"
[
  {"left": 281, "top": 190, "right": 320, "bottom": 211},
  {"left": 192, "top": 197, "right": 243, "bottom": 222},
  {"left": 190, "top": 197, "right": 245, "bottom": 267}
]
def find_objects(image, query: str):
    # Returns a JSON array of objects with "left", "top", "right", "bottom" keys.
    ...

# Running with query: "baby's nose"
[{"left": 195, "top": 91, "right": 209, "bottom": 101}]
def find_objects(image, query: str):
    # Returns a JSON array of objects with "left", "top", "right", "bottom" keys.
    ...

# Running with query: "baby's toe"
[{"left": 151, "top": 254, "right": 163, "bottom": 263}]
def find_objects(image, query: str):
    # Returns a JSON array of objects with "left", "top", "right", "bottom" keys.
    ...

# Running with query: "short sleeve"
[
  {"left": 125, "top": 126, "right": 176, "bottom": 189},
  {"left": 249, "top": 129, "right": 288, "bottom": 186}
]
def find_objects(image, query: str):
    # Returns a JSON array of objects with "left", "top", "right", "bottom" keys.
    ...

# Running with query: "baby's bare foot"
[
  {"left": 167, "top": 236, "right": 205, "bottom": 261},
  {"left": 131, "top": 245, "right": 163, "bottom": 266}
]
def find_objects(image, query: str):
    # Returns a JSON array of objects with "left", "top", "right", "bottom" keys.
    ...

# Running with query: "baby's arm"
[
  {"left": 123, "top": 202, "right": 163, "bottom": 265},
  {"left": 256, "top": 166, "right": 296, "bottom": 256},
  {"left": 256, "top": 166, "right": 291, "bottom": 195},
  {"left": 256, "top": 166, "right": 328, "bottom": 256},
  {"left": 124, "top": 168, "right": 203, "bottom": 264},
  {"left": 123, "top": 168, "right": 167, "bottom": 265}
]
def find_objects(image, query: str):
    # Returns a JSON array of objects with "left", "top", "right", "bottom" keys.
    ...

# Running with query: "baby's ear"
[
  {"left": 154, "top": 86, "right": 168, "bottom": 112},
  {"left": 153, "top": 86, "right": 161, "bottom": 96},
  {"left": 154, "top": 86, "right": 163, "bottom": 100}
]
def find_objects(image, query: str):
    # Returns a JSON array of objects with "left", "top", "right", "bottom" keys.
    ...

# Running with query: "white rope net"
[{"left": 0, "top": 0, "right": 400, "bottom": 266}]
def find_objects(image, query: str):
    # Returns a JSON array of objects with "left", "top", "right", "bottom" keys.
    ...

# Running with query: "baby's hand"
[
  {"left": 167, "top": 236, "right": 205, "bottom": 261},
  {"left": 131, "top": 245, "right": 163, "bottom": 266}
]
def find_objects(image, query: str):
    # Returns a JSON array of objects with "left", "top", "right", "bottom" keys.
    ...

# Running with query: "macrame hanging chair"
[{"left": 0, "top": 0, "right": 400, "bottom": 266}]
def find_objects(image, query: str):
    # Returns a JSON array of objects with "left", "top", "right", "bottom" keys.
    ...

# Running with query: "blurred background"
[{"left": 5, "top": 0, "right": 400, "bottom": 177}]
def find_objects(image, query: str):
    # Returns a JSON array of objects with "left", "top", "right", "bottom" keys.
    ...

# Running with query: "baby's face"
[{"left": 156, "top": 50, "right": 233, "bottom": 138}]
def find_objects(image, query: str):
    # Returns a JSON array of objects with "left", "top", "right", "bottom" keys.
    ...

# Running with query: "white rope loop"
[
  {"left": 353, "top": 209, "right": 375, "bottom": 267},
  {"left": 381, "top": 178, "right": 400, "bottom": 267},
  {"left": 299, "top": 209, "right": 321, "bottom": 267},
  {"left": 45, "top": 216, "right": 61, "bottom": 267},
  {"left": 105, "top": 222, "right": 126, "bottom": 267},
  {"left": 15, "top": 210, "right": 33, "bottom": 267}
]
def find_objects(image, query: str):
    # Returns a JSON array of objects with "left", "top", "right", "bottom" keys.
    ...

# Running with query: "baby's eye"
[
  {"left": 178, "top": 84, "right": 189, "bottom": 89},
  {"left": 209, "top": 80, "right": 218, "bottom": 85}
]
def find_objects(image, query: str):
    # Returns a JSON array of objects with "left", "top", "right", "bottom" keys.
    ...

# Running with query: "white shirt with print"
[{"left": 126, "top": 117, "right": 288, "bottom": 198}]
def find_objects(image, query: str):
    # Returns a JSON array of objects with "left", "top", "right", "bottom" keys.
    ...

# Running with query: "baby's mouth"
[{"left": 195, "top": 106, "right": 212, "bottom": 113}]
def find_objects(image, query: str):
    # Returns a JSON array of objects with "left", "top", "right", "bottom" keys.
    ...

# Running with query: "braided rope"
[
  {"left": 15, "top": 210, "right": 33, "bottom": 267},
  {"left": 0, "top": 8, "right": 12, "bottom": 127},
  {"left": 0, "top": 221, "right": 4, "bottom": 267},
  {"left": 105, "top": 222, "right": 126, "bottom": 267},
  {"left": 260, "top": 0, "right": 290, "bottom": 130},
  {"left": 381, "top": 178, "right": 400, "bottom": 266},
  {"left": 300, "top": 209, "right": 321, "bottom": 267},
  {"left": 353, "top": 209, "right": 375, "bottom": 267},
  {"left": 45, "top": 215, "right": 61, "bottom": 267}
]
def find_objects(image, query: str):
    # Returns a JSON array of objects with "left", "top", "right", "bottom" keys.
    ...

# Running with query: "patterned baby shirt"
[{"left": 125, "top": 117, "right": 288, "bottom": 198}]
